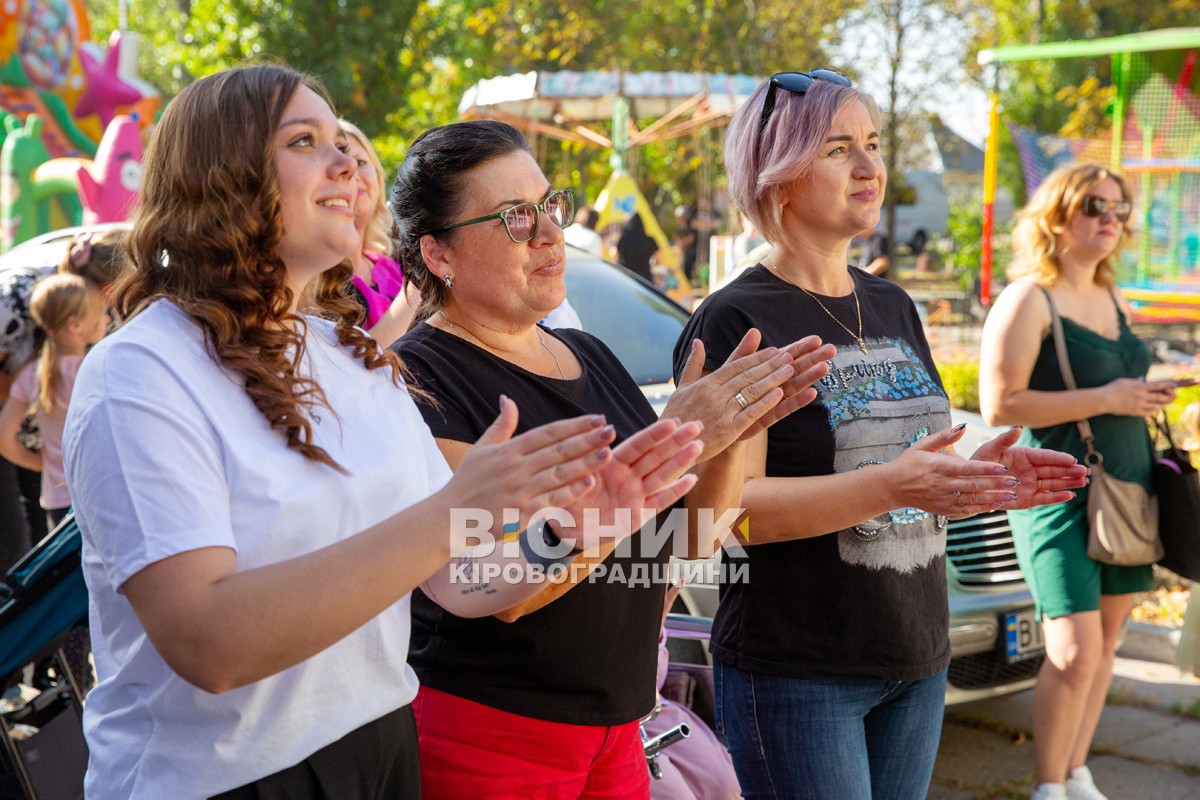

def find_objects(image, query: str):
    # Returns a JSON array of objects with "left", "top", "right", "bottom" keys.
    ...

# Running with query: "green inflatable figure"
[{"left": 1, "top": 114, "right": 82, "bottom": 253}]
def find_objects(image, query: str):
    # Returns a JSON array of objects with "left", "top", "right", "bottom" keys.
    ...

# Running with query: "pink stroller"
[{"left": 644, "top": 608, "right": 742, "bottom": 800}]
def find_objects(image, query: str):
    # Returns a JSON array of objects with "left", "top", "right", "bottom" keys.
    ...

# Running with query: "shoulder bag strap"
[{"left": 1035, "top": 284, "right": 1101, "bottom": 464}]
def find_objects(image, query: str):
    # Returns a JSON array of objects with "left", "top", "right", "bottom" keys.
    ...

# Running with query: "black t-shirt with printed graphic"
[
  {"left": 394, "top": 322, "right": 670, "bottom": 726},
  {"left": 672, "top": 265, "right": 952, "bottom": 681}
]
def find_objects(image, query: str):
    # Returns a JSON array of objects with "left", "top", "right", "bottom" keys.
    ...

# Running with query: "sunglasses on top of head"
[
  {"left": 1079, "top": 194, "right": 1132, "bottom": 223},
  {"left": 758, "top": 69, "right": 853, "bottom": 134},
  {"left": 428, "top": 188, "right": 574, "bottom": 243}
]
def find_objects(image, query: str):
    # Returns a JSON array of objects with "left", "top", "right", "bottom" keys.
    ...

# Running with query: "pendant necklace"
[
  {"left": 798, "top": 284, "right": 869, "bottom": 356},
  {"left": 766, "top": 262, "right": 869, "bottom": 355}
]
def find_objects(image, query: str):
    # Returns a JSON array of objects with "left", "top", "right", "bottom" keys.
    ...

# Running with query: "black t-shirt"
[
  {"left": 672, "top": 265, "right": 952, "bottom": 681},
  {"left": 394, "top": 323, "right": 668, "bottom": 725}
]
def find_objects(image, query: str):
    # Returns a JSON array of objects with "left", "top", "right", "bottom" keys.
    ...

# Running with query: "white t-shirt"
[{"left": 63, "top": 300, "right": 450, "bottom": 799}]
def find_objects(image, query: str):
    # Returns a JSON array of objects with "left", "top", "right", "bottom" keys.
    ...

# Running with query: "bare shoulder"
[
  {"left": 991, "top": 280, "right": 1050, "bottom": 324},
  {"left": 981, "top": 280, "right": 1052, "bottom": 352}
]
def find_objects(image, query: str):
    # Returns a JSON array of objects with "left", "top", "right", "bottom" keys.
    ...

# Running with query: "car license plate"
[{"left": 1004, "top": 607, "right": 1045, "bottom": 662}]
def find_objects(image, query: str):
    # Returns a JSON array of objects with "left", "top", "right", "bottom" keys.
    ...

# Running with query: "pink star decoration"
[{"left": 74, "top": 31, "right": 144, "bottom": 128}]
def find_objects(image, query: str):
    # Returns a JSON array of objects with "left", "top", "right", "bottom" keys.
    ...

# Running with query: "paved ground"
[{"left": 930, "top": 654, "right": 1200, "bottom": 799}]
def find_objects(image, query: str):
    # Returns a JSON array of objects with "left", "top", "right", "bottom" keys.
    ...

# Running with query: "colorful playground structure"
[
  {"left": 0, "top": 1, "right": 159, "bottom": 252},
  {"left": 979, "top": 28, "right": 1200, "bottom": 325}
]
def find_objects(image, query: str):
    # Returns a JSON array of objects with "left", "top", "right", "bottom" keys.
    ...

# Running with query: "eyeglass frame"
[
  {"left": 758, "top": 69, "right": 853, "bottom": 134},
  {"left": 1079, "top": 194, "right": 1132, "bottom": 223},
  {"left": 426, "top": 187, "right": 574, "bottom": 243}
]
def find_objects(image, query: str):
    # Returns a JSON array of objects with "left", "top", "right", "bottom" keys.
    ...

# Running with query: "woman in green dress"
[{"left": 979, "top": 163, "right": 1176, "bottom": 800}]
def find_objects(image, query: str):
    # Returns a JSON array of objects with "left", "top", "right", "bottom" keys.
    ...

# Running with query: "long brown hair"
[{"left": 112, "top": 64, "right": 403, "bottom": 473}]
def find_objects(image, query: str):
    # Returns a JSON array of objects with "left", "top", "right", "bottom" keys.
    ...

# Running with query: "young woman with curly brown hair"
[{"left": 61, "top": 64, "right": 701, "bottom": 800}]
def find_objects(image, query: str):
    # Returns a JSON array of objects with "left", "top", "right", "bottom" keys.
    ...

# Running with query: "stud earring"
[{"left": 444, "top": 275, "right": 453, "bottom": 288}]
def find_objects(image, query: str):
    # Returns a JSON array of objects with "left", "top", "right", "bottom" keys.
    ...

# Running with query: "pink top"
[
  {"left": 350, "top": 251, "right": 405, "bottom": 330},
  {"left": 11, "top": 354, "right": 84, "bottom": 510}
]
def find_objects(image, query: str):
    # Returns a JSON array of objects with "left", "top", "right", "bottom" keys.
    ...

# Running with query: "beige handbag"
[{"left": 1043, "top": 286, "right": 1162, "bottom": 566}]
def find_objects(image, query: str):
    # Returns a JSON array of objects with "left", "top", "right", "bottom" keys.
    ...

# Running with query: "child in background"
[{"left": 0, "top": 273, "right": 108, "bottom": 527}]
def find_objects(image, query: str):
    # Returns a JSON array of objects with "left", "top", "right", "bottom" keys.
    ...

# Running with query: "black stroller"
[{"left": 0, "top": 512, "right": 89, "bottom": 800}]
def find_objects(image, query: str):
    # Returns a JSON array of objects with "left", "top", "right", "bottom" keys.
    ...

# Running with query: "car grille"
[
  {"left": 945, "top": 511, "right": 1025, "bottom": 585},
  {"left": 948, "top": 650, "right": 1043, "bottom": 690}
]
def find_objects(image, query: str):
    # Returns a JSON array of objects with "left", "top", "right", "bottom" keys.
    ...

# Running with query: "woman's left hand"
[
  {"left": 664, "top": 328, "right": 835, "bottom": 460},
  {"left": 968, "top": 426, "right": 1090, "bottom": 510},
  {"left": 557, "top": 418, "right": 705, "bottom": 555}
]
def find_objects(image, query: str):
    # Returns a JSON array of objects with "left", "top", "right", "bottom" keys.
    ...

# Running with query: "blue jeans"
[{"left": 714, "top": 661, "right": 948, "bottom": 800}]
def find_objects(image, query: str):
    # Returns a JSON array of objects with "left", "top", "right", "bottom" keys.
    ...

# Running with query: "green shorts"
[{"left": 1008, "top": 492, "right": 1153, "bottom": 621}]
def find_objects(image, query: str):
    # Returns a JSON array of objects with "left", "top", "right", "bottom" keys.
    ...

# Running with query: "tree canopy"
[
  {"left": 85, "top": 0, "right": 855, "bottom": 221},
  {"left": 85, "top": 1, "right": 1200, "bottom": 223}
]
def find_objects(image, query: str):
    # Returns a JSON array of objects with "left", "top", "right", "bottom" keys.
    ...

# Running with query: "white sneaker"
[
  {"left": 1065, "top": 766, "right": 1110, "bottom": 800},
  {"left": 1031, "top": 784, "right": 1067, "bottom": 800}
]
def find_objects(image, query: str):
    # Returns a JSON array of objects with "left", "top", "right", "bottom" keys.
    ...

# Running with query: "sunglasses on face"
[
  {"left": 759, "top": 69, "right": 853, "bottom": 133},
  {"left": 432, "top": 188, "right": 574, "bottom": 243},
  {"left": 1080, "top": 194, "right": 1132, "bottom": 223}
]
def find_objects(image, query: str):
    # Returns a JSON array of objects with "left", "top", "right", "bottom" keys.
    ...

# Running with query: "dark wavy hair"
[
  {"left": 111, "top": 63, "right": 404, "bottom": 473},
  {"left": 390, "top": 120, "right": 530, "bottom": 327}
]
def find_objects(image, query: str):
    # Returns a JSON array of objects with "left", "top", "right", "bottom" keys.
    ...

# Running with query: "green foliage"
[
  {"left": 938, "top": 361, "right": 980, "bottom": 411},
  {"left": 938, "top": 199, "right": 1014, "bottom": 290},
  {"left": 85, "top": 0, "right": 855, "bottom": 226},
  {"left": 943, "top": 201, "right": 982, "bottom": 288},
  {"left": 888, "top": 170, "right": 917, "bottom": 206}
]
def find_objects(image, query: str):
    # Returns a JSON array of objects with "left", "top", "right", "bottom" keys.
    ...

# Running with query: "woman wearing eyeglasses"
[
  {"left": 675, "top": 72, "right": 1090, "bottom": 799},
  {"left": 979, "top": 163, "right": 1172, "bottom": 800},
  {"left": 389, "top": 119, "right": 837, "bottom": 798}
]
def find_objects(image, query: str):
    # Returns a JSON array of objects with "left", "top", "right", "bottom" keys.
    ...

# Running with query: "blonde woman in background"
[
  {"left": 980, "top": 163, "right": 1175, "bottom": 800},
  {"left": 339, "top": 119, "right": 418, "bottom": 347}
]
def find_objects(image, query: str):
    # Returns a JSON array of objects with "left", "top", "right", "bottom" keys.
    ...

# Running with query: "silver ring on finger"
[
  {"left": 954, "top": 490, "right": 964, "bottom": 506},
  {"left": 735, "top": 391, "right": 749, "bottom": 410}
]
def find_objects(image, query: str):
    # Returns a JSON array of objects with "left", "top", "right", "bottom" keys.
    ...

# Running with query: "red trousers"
[{"left": 413, "top": 686, "right": 650, "bottom": 799}]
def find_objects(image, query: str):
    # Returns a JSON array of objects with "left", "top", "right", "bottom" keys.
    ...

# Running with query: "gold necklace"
[
  {"left": 439, "top": 313, "right": 566, "bottom": 379},
  {"left": 797, "top": 284, "right": 869, "bottom": 356}
]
